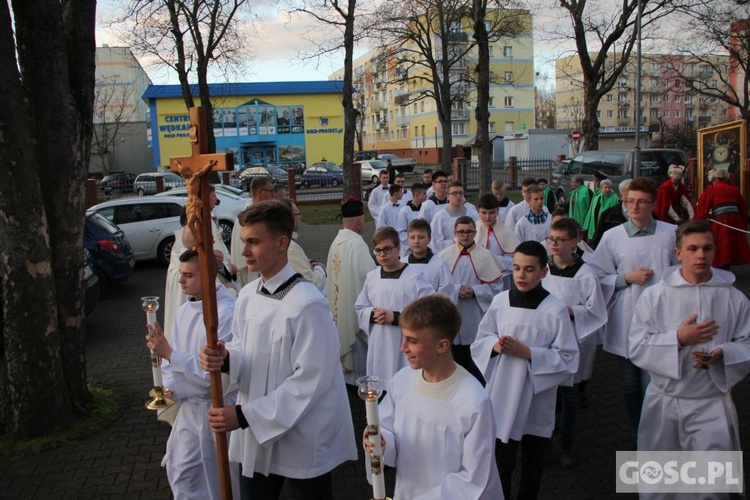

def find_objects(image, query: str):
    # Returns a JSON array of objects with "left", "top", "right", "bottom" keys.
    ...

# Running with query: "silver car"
[{"left": 133, "top": 172, "right": 186, "bottom": 196}]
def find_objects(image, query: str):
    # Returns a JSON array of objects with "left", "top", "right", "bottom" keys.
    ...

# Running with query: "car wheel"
[
  {"left": 157, "top": 236, "right": 175, "bottom": 267},
  {"left": 94, "top": 267, "right": 110, "bottom": 298},
  {"left": 137, "top": 188, "right": 145, "bottom": 196},
  {"left": 218, "top": 219, "right": 233, "bottom": 247},
  {"left": 331, "top": 178, "right": 340, "bottom": 187},
  {"left": 303, "top": 180, "right": 311, "bottom": 188}
]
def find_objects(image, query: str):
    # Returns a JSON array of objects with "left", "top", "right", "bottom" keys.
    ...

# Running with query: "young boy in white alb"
[
  {"left": 514, "top": 185, "right": 550, "bottom": 243},
  {"left": 376, "top": 183, "right": 404, "bottom": 229},
  {"left": 430, "top": 181, "right": 479, "bottom": 252},
  {"left": 364, "top": 295, "right": 503, "bottom": 499},
  {"left": 355, "top": 227, "right": 433, "bottom": 388},
  {"left": 396, "top": 183, "right": 427, "bottom": 258},
  {"left": 401, "top": 218, "right": 457, "bottom": 301},
  {"left": 472, "top": 241, "right": 579, "bottom": 500}
]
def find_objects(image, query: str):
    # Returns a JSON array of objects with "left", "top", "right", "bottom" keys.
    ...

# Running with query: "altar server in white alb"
[
  {"left": 390, "top": 172, "right": 413, "bottom": 206},
  {"left": 200, "top": 201, "right": 357, "bottom": 499},
  {"left": 440, "top": 216, "right": 506, "bottom": 384},
  {"left": 541, "top": 218, "right": 607, "bottom": 469},
  {"left": 430, "top": 181, "right": 479, "bottom": 252},
  {"left": 364, "top": 295, "right": 504, "bottom": 499},
  {"left": 471, "top": 241, "right": 578, "bottom": 500},
  {"left": 396, "top": 183, "right": 427, "bottom": 258},
  {"left": 355, "top": 227, "right": 434, "bottom": 388},
  {"left": 475, "top": 193, "right": 520, "bottom": 271},
  {"left": 419, "top": 170, "right": 450, "bottom": 223},
  {"left": 147, "top": 249, "right": 237, "bottom": 500},
  {"left": 629, "top": 221, "right": 750, "bottom": 459},
  {"left": 504, "top": 177, "right": 544, "bottom": 231},
  {"left": 368, "top": 170, "right": 391, "bottom": 221},
  {"left": 376, "top": 184, "right": 404, "bottom": 229},
  {"left": 587, "top": 177, "right": 678, "bottom": 441},
  {"left": 401, "top": 218, "right": 457, "bottom": 301},
  {"left": 513, "top": 185, "right": 550, "bottom": 244}
]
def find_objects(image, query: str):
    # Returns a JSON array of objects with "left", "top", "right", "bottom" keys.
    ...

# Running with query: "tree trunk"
[
  {"left": 341, "top": 0, "right": 357, "bottom": 199},
  {"left": 439, "top": 84, "right": 453, "bottom": 172},
  {"left": 473, "top": 0, "right": 491, "bottom": 194},
  {"left": 581, "top": 82, "right": 600, "bottom": 151},
  {"left": 0, "top": 0, "right": 76, "bottom": 437}
]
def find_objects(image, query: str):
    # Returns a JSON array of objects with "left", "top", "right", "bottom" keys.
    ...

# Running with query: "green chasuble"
[
  {"left": 569, "top": 184, "right": 592, "bottom": 226},
  {"left": 582, "top": 191, "right": 620, "bottom": 239}
]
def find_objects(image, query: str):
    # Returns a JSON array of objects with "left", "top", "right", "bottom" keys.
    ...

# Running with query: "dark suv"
[
  {"left": 99, "top": 172, "right": 136, "bottom": 195},
  {"left": 84, "top": 212, "right": 135, "bottom": 295}
]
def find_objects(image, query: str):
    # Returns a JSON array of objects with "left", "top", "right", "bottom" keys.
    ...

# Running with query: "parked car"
[
  {"left": 354, "top": 150, "right": 379, "bottom": 161},
  {"left": 216, "top": 184, "right": 251, "bottom": 199},
  {"left": 267, "top": 165, "right": 302, "bottom": 188},
  {"left": 133, "top": 172, "right": 186, "bottom": 196},
  {"left": 99, "top": 172, "right": 137, "bottom": 195},
  {"left": 155, "top": 186, "right": 250, "bottom": 246},
  {"left": 84, "top": 212, "right": 135, "bottom": 295},
  {"left": 377, "top": 153, "right": 416, "bottom": 173},
  {"left": 301, "top": 163, "right": 344, "bottom": 187},
  {"left": 83, "top": 249, "right": 100, "bottom": 315},
  {"left": 87, "top": 197, "right": 185, "bottom": 266},
  {"left": 239, "top": 166, "right": 286, "bottom": 191},
  {"left": 550, "top": 148, "right": 688, "bottom": 202},
  {"left": 356, "top": 160, "right": 388, "bottom": 184}
]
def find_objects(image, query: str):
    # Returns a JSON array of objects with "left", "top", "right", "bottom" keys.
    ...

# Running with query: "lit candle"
[{"left": 142, "top": 296, "right": 163, "bottom": 388}]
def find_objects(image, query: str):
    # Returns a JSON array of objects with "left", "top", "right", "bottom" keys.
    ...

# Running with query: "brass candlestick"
[{"left": 141, "top": 296, "right": 174, "bottom": 410}]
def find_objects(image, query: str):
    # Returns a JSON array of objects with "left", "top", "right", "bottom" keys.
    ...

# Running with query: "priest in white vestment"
[{"left": 327, "top": 198, "right": 377, "bottom": 385}]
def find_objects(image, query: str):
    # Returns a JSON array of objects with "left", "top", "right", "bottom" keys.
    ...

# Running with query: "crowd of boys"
[{"left": 145, "top": 170, "right": 750, "bottom": 500}]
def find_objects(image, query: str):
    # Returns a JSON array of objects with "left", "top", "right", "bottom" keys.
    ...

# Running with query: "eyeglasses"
[
  {"left": 455, "top": 230, "right": 476, "bottom": 236},
  {"left": 626, "top": 199, "right": 654, "bottom": 206},
  {"left": 434, "top": 180, "right": 449, "bottom": 184},
  {"left": 372, "top": 245, "right": 396, "bottom": 256},
  {"left": 545, "top": 236, "right": 571, "bottom": 245},
  {"left": 448, "top": 191, "right": 465, "bottom": 197}
]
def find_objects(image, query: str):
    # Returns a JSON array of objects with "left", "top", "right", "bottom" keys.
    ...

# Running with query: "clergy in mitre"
[
  {"left": 629, "top": 221, "right": 750, "bottom": 460},
  {"left": 364, "top": 295, "right": 503, "bottom": 499},
  {"left": 201, "top": 200, "right": 357, "bottom": 498}
]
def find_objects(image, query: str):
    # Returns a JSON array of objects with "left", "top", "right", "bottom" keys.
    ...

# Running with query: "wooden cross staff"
[{"left": 170, "top": 107, "right": 234, "bottom": 500}]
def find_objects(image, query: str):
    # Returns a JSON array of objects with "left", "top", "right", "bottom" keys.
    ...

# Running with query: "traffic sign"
[{"left": 571, "top": 130, "right": 581, "bottom": 141}]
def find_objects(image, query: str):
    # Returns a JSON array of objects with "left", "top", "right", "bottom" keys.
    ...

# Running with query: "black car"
[
  {"left": 99, "top": 172, "right": 137, "bottom": 195},
  {"left": 84, "top": 212, "right": 135, "bottom": 296}
]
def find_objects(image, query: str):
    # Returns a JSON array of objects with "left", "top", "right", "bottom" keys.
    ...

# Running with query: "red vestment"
[
  {"left": 655, "top": 180, "right": 692, "bottom": 223},
  {"left": 695, "top": 180, "right": 750, "bottom": 267}
]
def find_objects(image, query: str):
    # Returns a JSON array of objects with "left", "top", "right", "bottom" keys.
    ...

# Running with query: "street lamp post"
[{"left": 634, "top": 0, "right": 643, "bottom": 178}]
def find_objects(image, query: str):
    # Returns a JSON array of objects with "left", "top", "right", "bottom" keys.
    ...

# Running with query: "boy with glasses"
[
  {"left": 588, "top": 177, "right": 678, "bottom": 443},
  {"left": 542, "top": 218, "right": 607, "bottom": 468},
  {"left": 355, "top": 227, "right": 433, "bottom": 388},
  {"left": 430, "top": 181, "right": 479, "bottom": 252},
  {"left": 439, "top": 216, "right": 505, "bottom": 383}
]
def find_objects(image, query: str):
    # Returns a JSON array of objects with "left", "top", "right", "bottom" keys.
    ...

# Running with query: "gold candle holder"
[{"left": 141, "top": 296, "right": 174, "bottom": 410}]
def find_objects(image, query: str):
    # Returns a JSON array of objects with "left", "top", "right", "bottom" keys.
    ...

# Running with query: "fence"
[{"left": 455, "top": 157, "right": 558, "bottom": 193}]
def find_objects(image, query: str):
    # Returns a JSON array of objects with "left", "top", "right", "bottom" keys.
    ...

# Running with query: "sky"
[{"left": 95, "top": 1, "right": 571, "bottom": 89}]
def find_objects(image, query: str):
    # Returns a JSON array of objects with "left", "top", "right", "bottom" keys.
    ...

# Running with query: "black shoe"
[{"left": 578, "top": 390, "right": 589, "bottom": 408}]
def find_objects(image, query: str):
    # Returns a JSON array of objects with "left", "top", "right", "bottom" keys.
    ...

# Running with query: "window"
[
  {"left": 675, "top": 94, "right": 681, "bottom": 102},
  {"left": 413, "top": 103, "right": 417, "bottom": 114},
  {"left": 449, "top": 21, "right": 461, "bottom": 33},
  {"left": 663, "top": 110, "right": 669, "bottom": 118},
  {"left": 415, "top": 126, "right": 419, "bottom": 137},
  {"left": 650, "top": 109, "right": 659, "bottom": 118},
  {"left": 722, "top": 109, "right": 728, "bottom": 117},
  {"left": 606, "top": 94, "right": 614, "bottom": 102},
  {"left": 504, "top": 71, "right": 513, "bottom": 83},
  {"left": 618, "top": 109, "right": 628, "bottom": 118},
  {"left": 651, "top": 78, "right": 658, "bottom": 87},
  {"left": 489, "top": 122, "right": 495, "bottom": 132},
  {"left": 619, "top": 93, "right": 628, "bottom": 102},
  {"left": 675, "top": 110, "right": 681, "bottom": 118},
  {"left": 597, "top": 110, "right": 601, "bottom": 118},
  {"left": 686, "top": 109, "right": 694, "bottom": 118},
  {"left": 712, "top": 109, "right": 717, "bottom": 117},
  {"left": 606, "top": 109, "right": 614, "bottom": 118},
  {"left": 685, "top": 95, "right": 692, "bottom": 103},
  {"left": 420, "top": 101, "right": 425, "bottom": 112},
  {"left": 504, "top": 121, "right": 514, "bottom": 131},
  {"left": 451, "top": 122, "right": 466, "bottom": 135},
  {"left": 504, "top": 96, "right": 513, "bottom": 107},
  {"left": 503, "top": 46, "right": 512, "bottom": 57},
  {"left": 421, "top": 125, "right": 425, "bottom": 137},
  {"left": 711, "top": 80, "right": 718, "bottom": 88},
  {"left": 488, "top": 96, "right": 494, "bottom": 107},
  {"left": 488, "top": 46, "right": 494, "bottom": 57},
  {"left": 664, "top": 95, "right": 670, "bottom": 103}
]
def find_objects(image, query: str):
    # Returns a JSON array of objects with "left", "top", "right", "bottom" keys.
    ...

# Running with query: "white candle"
[
  {"left": 146, "top": 304, "right": 162, "bottom": 387},
  {"left": 147, "top": 310, "right": 157, "bottom": 327},
  {"left": 366, "top": 395, "right": 386, "bottom": 500}
]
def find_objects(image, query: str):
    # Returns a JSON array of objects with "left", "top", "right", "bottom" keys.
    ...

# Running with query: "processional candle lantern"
[
  {"left": 141, "top": 296, "right": 174, "bottom": 410},
  {"left": 357, "top": 375, "right": 390, "bottom": 500}
]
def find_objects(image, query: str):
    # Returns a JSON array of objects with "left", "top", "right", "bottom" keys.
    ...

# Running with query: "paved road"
[{"left": 3, "top": 220, "right": 750, "bottom": 499}]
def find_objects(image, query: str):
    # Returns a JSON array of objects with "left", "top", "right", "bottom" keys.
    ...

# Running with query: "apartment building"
[
  {"left": 556, "top": 53, "right": 730, "bottom": 132},
  {"left": 333, "top": 9, "right": 534, "bottom": 163}
]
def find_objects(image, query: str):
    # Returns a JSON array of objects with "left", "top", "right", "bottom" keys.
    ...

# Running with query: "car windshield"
[
  {"left": 87, "top": 212, "right": 120, "bottom": 235},
  {"left": 101, "top": 175, "right": 118, "bottom": 182},
  {"left": 163, "top": 173, "right": 182, "bottom": 182},
  {"left": 327, "top": 165, "right": 343, "bottom": 173}
]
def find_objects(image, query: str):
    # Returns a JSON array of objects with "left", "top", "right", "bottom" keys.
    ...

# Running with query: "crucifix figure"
[{"left": 170, "top": 106, "right": 234, "bottom": 500}]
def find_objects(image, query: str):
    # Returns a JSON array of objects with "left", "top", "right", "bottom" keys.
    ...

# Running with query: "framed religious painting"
[{"left": 697, "top": 120, "right": 746, "bottom": 197}]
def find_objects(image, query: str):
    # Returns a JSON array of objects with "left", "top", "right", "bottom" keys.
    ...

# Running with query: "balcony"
[
  {"left": 451, "top": 108, "right": 470, "bottom": 120},
  {"left": 618, "top": 118, "right": 631, "bottom": 126},
  {"left": 448, "top": 31, "right": 469, "bottom": 43},
  {"left": 618, "top": 101, "right": 630, "bottom": 107},
  {"left": 699, "top": 69, "right": 713, "bottom": 79},
  {"left": 396, "top": 115, "right": 411, "bottom": 126},
  {"left": 395, "top": 93, "right": 410, "bottom": 106}
]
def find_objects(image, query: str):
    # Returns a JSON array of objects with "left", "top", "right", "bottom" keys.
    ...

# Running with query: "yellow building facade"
[
  {"left": 143, "top": 81, "right": 345, "bottom": 170},
  {"left": 333, "top": 9, "right": 534, "bottom": 163}
]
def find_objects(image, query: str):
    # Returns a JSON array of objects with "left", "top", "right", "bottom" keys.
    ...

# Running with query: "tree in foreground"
[{"left": 0, "top": 0, "right": 96, "bottom": 437}]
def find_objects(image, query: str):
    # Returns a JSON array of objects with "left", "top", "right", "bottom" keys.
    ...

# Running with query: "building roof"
[{"left": 142, "top": 81, "right": 344, "bottom": 99}]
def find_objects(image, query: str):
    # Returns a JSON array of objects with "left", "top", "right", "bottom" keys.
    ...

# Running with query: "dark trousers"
[
  {"left": 495, "top": 435, "right": 549, "bottom": 500},
  {"left": 617, "top": 355, "right": 649, "bottom": 441},
  {"left": 239, "top": 470, "right": 333, "bottom": 500},
  {"left": 558, "top": 384, "right": 578, "bottom": 453},
  {"left": 451, "top": 344, "right": 485, "bottom": 386}
]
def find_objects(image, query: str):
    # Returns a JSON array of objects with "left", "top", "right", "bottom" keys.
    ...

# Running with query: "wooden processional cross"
[{"left": 170, "top": 107, "right": 234, "bottom": 500}]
